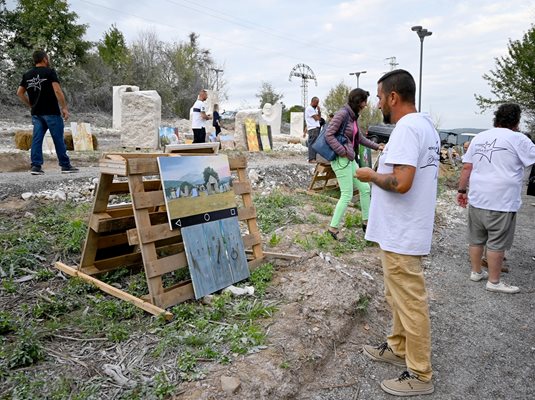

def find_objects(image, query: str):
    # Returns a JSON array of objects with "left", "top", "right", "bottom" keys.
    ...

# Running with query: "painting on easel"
[
  {"left": 158, "top": 155, "right": 236, "bottom": 230},
  {"left": 157, "top": 155, "right": 249, "bottom": 299}
]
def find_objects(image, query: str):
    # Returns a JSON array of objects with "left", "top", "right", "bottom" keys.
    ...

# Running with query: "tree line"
[{"left": 0, "top": 0, "right": 225, "bottom": 118}]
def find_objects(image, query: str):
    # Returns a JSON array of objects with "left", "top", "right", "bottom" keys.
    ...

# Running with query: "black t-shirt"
[{"left": 20, "top": 67, "right": 61, "bottom": 116}]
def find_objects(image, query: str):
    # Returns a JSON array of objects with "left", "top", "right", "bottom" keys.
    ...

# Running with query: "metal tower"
[{"left": 288, "top": 64, "right": 317, "bottom": 108}]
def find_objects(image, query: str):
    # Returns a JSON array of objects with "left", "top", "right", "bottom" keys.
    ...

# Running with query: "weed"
[
  {"left": 32, "top": 297, "right": 72, "bottom": 319},
  {"left": 106, "top": 323, "right": 130, "bottom": 342},
  {"left": 254, "top": 190, "right": 303, "bottom": 233},
  {"left": 306, "top": 214, "right": 319, "bottom": 224},
  {"left": 177, "top": 351, "right": 197, "bottom": 373},
  {"left": 313, "top": 201, "right": 334, "bottom": 216},
  {"left": 344, "top": 213, "right": 362, "bottom": 229},
  {"left": 7, "top": 329, "right": 44, "bottom": 368},
  {"left": 268, "top": 233, "right": 281, "bottom": 247},
  {"left": 356, "top": 295, "right": 371, "bottom": 313},
  {"left": 280, "top": 360, "right": 290, "bottom": 369},
  {"left": 248, "top": 263, "right": 274, "bottom": 296},
  {"left": 36, "top": 268, "right": 56, "bottom": 281},
  {"left": 0, "top": 311, "right": 16, "bottom": 334},
  {"left": 153, "top": 370, "right": 175, "bottom": 399},
  {"left": 1, "top": 279, "right": 18, "bottom": 294}
]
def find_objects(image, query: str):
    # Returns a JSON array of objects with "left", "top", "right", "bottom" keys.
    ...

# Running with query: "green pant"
[{"left": 329, "top": 156, "right": 371, "bottom": 229}]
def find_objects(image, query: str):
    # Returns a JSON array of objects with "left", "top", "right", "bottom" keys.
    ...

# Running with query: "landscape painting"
[{"left": 158, "top": 155, "right": 236, "bottom": 229}]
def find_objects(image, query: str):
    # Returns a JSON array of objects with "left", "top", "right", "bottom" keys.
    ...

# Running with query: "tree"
[
  {"left": 203, "top": 167, "right": 219, "bottom": 185},
  {"left": 256, "top": 81, "right": 284, "bottom": 108},
  {"left": 359, "top": 102, "right": 384, "bottom": 132},
  {"left": 324, "top": 81, "right": 351, "bottom": 116},
  {"left": 97, "top": 24, "right": 130, "bottom": 78},
  {"left": 475, "top": 25, "right": 535, "bottom": 132}
]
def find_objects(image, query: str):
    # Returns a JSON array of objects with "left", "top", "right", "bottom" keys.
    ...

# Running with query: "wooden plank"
[
  {"left": 232, "top": 181, "right": 252, "bottom": 195},
  {"left": 152, "top": 282, "right": 195, "bottom": 309},
  {"left": 242, "top": 231, "right": 262, "bottom": 248},
  {"left": 138, "top": 223, "right": 181, "bottom": 244},
  {"left": 128, "top": 174, "right": 165, "bottom": 306},
  {"left": 97, "top": 232, "right": 129, "bottom": 249},
  {"left": 228, "top": 156, "right": 247, "bottom": 170},
  {"left": 55, "top": 262, "right": 173, "bottom": 320},
  {"left": 132, "top": 190, "right": 166, "bottom": 209},
  {"left": 165, "top": 143, "right": 219, "bottom": 154},
  {"left": 247, "top": 257, "right": 267, "bottom": 271},
  {"left": 91, "top": 252, "right": 142, "bottom": 272},
  {"left": 245, "top": 250, "right": 301, "bottom": 260},
  {"left": 127, "top": 158, "right": 160, "bottom": 175},
  {"left": 145, "top": 252, "right": 188, "bottom": 278},
  {"left": 237, "top": 206, "right": 256, "bottom": 221}
]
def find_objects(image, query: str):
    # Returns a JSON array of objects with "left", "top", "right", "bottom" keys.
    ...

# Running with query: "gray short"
[{"left": 467, "top": 205, "right": 516, "bottom": 251}]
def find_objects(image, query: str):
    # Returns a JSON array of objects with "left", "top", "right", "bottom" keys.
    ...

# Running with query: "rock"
[
  {"left": 220, "top": 375, "right": 241, "bottom": 394},
  {"left": 52, "top": 190, "right": 67, "bottom": 201},
  {"left": 223, "top": 285, "right": 255, "bottom": 297},
  {"left": 21, "top": 192, "right": 33, "bottom": 200},
  {"left": 248, "top": 169, "right": 260, "bottom": 184}
]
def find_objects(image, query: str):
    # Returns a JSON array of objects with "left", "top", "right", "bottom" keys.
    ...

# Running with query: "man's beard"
[{"left": 382, "top": 112, "right": 391, "bottom": 124}]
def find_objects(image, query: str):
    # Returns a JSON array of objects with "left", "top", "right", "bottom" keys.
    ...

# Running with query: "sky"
[{"left": 8, "top": 0, "right": 535, "bottom": 129}]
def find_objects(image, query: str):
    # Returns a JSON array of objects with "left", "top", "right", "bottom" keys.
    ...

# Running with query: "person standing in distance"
[
  {"left": 356, "top": 69, "right": 440, "bottom": 396},
  {"left": 304, "top": 96, "right": 321, "bottom": 163},
  {"left": 191, "top": 89, "right": 212, "bottom": 143},
  {"left": 16, "top": 50, "right": 78, "bottom": 175}
]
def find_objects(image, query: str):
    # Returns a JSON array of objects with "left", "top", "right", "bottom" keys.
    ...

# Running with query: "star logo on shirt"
[
  {"left": 473, "top": 139, "right": 507, "bottom": 163},
  {"left": 27, "top": 75, "right": 47, "bottom": 91}
]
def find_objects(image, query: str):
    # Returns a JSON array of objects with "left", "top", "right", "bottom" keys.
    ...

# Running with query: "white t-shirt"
[
  {"left": 191, "top": 99, "right": 206, "bottom": 129},
  {"left": 365, "top": 113, "right": 440, "bottom": 255},
  {"left": 305, "top": 105, "right": 320, "bottom": 130},
  {"left": 463, "top": 127, "right": 535, "bottom": 212}
]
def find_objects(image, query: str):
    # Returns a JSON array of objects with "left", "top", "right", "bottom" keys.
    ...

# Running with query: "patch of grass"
[
  {"left": 313, "top": 201, "right": 334, "bottom": 216},
  {"left": 248, "top": 263, "right": 274, "bottom": 296},
  {"left": 344, "top": 212, "right": 362, "bottom": 229},
  {"left": 306, "top": 214, "right": 319, "bottom": 224},
  {"left": 295, "top": 231, "right": 370, "bottom": 256},
  {"left": 254, "top": 189, "right": 303, "bottom": 233},
  {"left": 0, "top": 311, "right": 16, "bottom": 335},
  {"left": 1, "top": 279, "right": 18, "bottom": 294},
  {"left": 106, "top": 323, "right": 130, "bottom": 342},
  {"left": 6, "top": 329, "right": 45, "bottom": 369}
]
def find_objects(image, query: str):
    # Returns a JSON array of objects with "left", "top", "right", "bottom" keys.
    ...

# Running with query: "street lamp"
[
  {"left": 211, "top": 68, "right": 223, "bottom": 91},
  {"left": 411, "top": 25, "right": 432, "bottom": 112},
  {"left": 349, "top": 70, "right": 367, "bottom": 88}
]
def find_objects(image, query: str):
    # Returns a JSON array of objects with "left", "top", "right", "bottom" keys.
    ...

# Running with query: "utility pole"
[
  {"left": 211, "top": 68, "right": 223, "bottom": 91},
  {"left": 384, "top": 56, "right": 398, "bottom": 71},
  {"left": 411, "top": 26, "right": 432, "bottom": 112}
]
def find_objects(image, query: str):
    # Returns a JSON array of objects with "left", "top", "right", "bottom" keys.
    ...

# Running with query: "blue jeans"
[{"left": 31, "top": 115, "right": 71, "bottom": 168}]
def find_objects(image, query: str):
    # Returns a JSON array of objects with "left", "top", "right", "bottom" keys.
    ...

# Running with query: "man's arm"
[
  {"left": 456, "top": 162, "right": 473, "bottom": 208},
  {"left": 201, "top": 111, "right": 212, "bottom": 120},
  {"left": 312, "top": 107, "right": 321, "bottom": 121},
  {"left": 52, "top": 82, "right": 69, "bottom": 120},
  {"left": 16, "top": 86, "right": 31, "bottom": 108},
  {"left": 356, "top": 164, "right": 416, "bottom": 194}
]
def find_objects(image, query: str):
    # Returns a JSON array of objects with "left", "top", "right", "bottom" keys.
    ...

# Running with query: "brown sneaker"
[
  {"left": 381, "top": 370, "right": 434, "bottom": 396},
  {"left": 362, "top": 342, "right": 406, "bottom": 367}
]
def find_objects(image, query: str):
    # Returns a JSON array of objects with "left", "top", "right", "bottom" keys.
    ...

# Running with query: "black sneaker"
[
  {"left": 30, "top": 166, "right": 44, "bottom": 175},
  {"left": 61, "top": 166, "right": 79, "bottom": 174}
]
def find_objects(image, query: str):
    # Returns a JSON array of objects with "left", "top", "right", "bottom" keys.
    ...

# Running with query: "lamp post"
[
  {"left": 211, "top": 68, "right": 223, "bottom": 91},
  {"left": 349, "top": 70, "right": 367, "bottom": 88},
  {"left": 411, "top": 26, "right": 432, "bottom": 112}
]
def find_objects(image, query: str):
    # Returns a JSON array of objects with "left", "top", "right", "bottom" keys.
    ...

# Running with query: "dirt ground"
[{"left": 0, "top": 113, "right": 534, "bottom": 399}]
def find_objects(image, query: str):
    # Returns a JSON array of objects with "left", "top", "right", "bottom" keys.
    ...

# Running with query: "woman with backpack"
[{"left": 326, "top": 88, "right": 384, "bottom": 240}]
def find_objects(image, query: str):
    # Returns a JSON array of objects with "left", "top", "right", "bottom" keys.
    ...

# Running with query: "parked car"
[
  {"left": 220, "top": 110, "right": 237, "bottom": 120},
  {"left": 367, "top": 124, "right": 395, "bottom": 143},
  {"left": 439, "top": 128, "right": 485, "bottom": 147}
]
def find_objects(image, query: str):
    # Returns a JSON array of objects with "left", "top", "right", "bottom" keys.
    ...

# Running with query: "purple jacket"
[{"left": 325, "top": 105, "right": 380, "bottom": 161}]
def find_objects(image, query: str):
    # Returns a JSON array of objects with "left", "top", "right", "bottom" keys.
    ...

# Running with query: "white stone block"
[
  {"left": 113, "top": 85, "right": 139, "bottom": 129},
  {"left": 261, "top": 102, "right": 282, "bottom": 136},
  {"left": 120, "top": 90, "right": 161, "bottom": 149},
  {"left": 290, "top": 112, "right": 304, "bottom": 136}
]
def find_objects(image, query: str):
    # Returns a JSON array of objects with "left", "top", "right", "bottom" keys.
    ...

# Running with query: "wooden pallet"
[
  {"left": 55, "top": 152, "right": 264, "bottom": 319},
  {"left": 307, "top": 163, "right": 339, "bottom": 193}
]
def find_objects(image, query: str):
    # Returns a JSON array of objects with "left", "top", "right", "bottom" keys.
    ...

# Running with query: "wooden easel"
[
  {"left": 55, "top": 152, "right": 264, "bottom": 320},
  {"left": 307, "top": 163, "right": 339, "bottom": 194}
]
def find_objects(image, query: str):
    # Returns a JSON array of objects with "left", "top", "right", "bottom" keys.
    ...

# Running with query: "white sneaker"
[
  {"left": 470, "top": 270, "right": 488, "bottom": 282},
  {"left": 486, "top": 281, "right": 520, "bottom": 294}
]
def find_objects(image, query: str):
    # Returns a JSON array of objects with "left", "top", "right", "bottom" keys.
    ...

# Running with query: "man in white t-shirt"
[
  {"left": 457, "top": 103, "right": 535, "bottom": 293},
  {"left": 304, "top": 96, "right": 321, "bottom": 163},
  {"left": 356, "top": 69, "right": 439, "bottom": 397},
  {"left": 191, "top": 89, "right": 212, "bottom": 143}
]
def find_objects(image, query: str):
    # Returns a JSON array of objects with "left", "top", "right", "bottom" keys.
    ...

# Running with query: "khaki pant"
[{"left": 380, "top": 249, "right": 433, "bottom": 381}]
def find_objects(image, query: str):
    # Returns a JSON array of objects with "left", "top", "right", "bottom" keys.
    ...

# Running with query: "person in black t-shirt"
[
  {"left": 16, "top": 50, "right": 78, "bottom": 175},
  {"left": 212, "top": 104, "right": 222, "bottom": 137}
]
